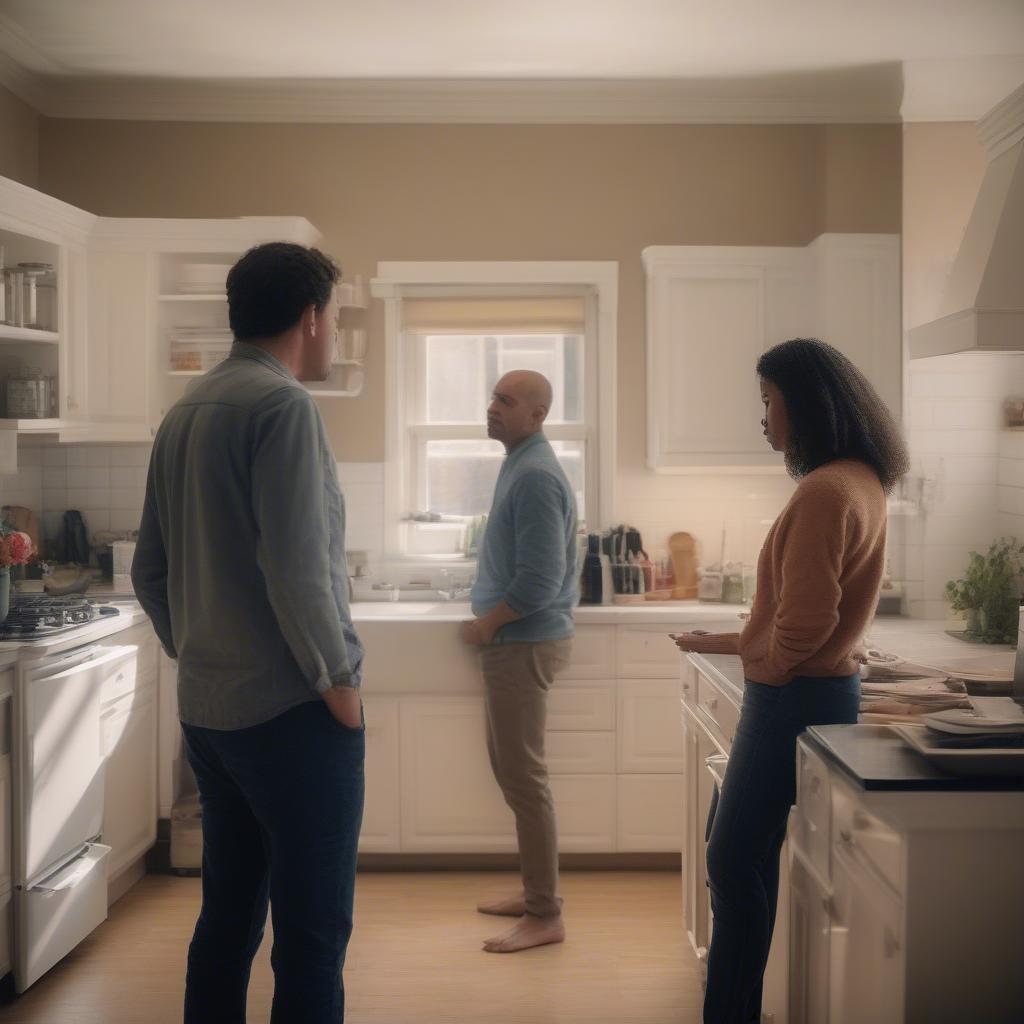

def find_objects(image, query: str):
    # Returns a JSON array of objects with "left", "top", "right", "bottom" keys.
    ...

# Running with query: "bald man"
[{"left": 460, "top": 370, "right": 579, "bottom": 953}]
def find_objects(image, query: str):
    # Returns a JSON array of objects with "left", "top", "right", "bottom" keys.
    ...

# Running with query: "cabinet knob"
[
  {"left": 839, "top": 828, "right": 853, "bottom": 845},
  {"left": 704, "top": 697, "right": 718, "bottom": 712}
]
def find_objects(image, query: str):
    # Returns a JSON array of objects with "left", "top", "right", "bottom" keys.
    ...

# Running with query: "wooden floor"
[{"left": 0, "top": 870, "right": 705, "bottom": 1023}]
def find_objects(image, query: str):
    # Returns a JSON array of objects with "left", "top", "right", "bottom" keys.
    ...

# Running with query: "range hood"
[{"left": 909, "top": 83, "right": 1024, "bottom": 359}]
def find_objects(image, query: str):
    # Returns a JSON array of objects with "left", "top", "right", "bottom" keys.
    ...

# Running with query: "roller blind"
[{"left": 401, "top": 296, "right": 586, "bottom": 335}]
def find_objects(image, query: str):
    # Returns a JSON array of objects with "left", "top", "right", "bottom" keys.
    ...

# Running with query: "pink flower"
[{"left": 0, "top": 531, "right": 36, "bottom": 568}]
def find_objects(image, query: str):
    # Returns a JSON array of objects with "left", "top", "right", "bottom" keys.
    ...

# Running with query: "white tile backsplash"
[{"left": 901, "top": 352, "right": 1024, "bottom": 615}]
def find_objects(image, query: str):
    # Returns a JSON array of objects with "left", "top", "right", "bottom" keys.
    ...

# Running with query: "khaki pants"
[{"left": 479, "top": 638, "right": 572, "bottom": 918}]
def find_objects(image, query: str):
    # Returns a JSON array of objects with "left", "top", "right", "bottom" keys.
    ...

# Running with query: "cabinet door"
[
  {"left": 359, "top": 697, "right": 400, "bottom": 853},
  {"left": 82, "top": 249, "right": 154, "bottom": 441},
  {"left": 618, "top": 679, "right": 685, "bottom": 773},
  {"left": 616, "top": 774, "right": 683, "bottom": 852},
  {"left": 0, "top": 691, "right": 10, "bottom": 887},
  {"left": 643, "top": 249, "right": 805, "bottom": 471},
  {"left": 101, "top": 688, "right": 158, "bottom": 880},
  {"left": 829, "top": 844, "right": 904, "bottom": 1024},
  {"left": 399, "top": 698, "right": 515, "bottom": 853},
  {"left": 550, "top": 775, "right": 616, "bottom": 853},
  {"left": 788, "top": 849, "right": 833, "bottom": 1024}
]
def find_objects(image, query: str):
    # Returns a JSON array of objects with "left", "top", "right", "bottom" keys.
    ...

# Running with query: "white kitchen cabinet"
[
  {"left": 550, "top": 775, "right": 617, "bottom": 853},
  {"left": 616, "top": 625, "right": 684, "bottom": 678},
  {"left": 101, "top": 685, "right": 158, "bottom": 882},
  {"left": 399, "top": 698, "right": 516, "bottom": 853},
  {"left": 789, "top": 732, "right": 1024, "bottom": 1024},
  {"left": 0, "top": 676, "right": 11, "bottom": 980},
  {"left": 617, "top": 679, "right": 685, "bottom": 773},
  {"left": 828, "top": 843, "right": 904, "bottom": 1024},
  {"left": 351, "top": 619, "right": 686, "bottom": 855},
  {"left": 788, "top": 849, "right": 834, "bottom": 1024},
  {"left": 0, "top": 176, "right": 97, "bottom": 441},
  {"left": 76, "top": 246, "right": 155, "bottom": 441},
  {"left": 643, "top": 235, "right": 900, "bottom": 472},
  {"left": 616, "top": 774, "right": 683, "bottom": 852},
  {"left": 359, "top": 697, "right": 400, "bottom": 853}
]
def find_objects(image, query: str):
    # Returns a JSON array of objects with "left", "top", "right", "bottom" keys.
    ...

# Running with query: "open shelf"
[
  {"left": 0, "top": 326, "right": 59, "bottom": 344},
  {"left": 0, "top": 418, "right": 62, "bottom": 432}
]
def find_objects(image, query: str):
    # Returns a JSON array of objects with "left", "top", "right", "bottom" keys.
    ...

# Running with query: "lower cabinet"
[
  {"left": 366, "top": 688, "right": 667, "bottom": 855},
  {"left": 358, "top": 697, "right": 400, "bottom": 853},
  {"left": 354, "top": 625, "right": 695, "bottom": 855},
  {"left": 101, "top": 684, "right": 158, "bottom": 881}
]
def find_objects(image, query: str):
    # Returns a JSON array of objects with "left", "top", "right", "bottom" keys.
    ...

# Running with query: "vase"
[
  {"left": 0, "top": 567, "right": 9, "bottom": 625},
  {"left": 964, "top": 607, "right": 981, "bottom": 634}
]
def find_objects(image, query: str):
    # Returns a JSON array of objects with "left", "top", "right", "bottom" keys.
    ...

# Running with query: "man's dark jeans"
[
  {"left": 703, "top": 674, "right": 860, "bottom": 1024},
  {"left": 181, "top": 699, "right": 365, "bottom": 1024}
]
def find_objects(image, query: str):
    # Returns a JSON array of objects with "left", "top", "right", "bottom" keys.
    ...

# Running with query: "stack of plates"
[{"left": 891, "top": 712, "right": 1024, "bottom": 777}]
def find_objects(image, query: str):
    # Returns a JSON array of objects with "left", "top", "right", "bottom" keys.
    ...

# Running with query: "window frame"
[{"left": 373, "top": 262, "right": 618, "bottom": 566}]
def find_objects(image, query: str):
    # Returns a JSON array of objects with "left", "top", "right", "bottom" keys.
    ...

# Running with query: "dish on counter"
[{"left": 890, "top": 723, "right": 1024, "bottom": 777}]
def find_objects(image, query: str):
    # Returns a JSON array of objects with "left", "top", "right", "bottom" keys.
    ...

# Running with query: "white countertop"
[{"left": 350, "top": 599, "right": 749, "bottom": 625}]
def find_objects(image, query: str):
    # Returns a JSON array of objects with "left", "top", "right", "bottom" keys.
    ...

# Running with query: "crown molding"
[{"left": 0, "top": 64, "right": 907, "bottom": 125}]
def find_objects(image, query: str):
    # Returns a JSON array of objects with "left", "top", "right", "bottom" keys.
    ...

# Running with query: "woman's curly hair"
[{"left": 756, "top": 338, "right": 909, "bottom": 493}]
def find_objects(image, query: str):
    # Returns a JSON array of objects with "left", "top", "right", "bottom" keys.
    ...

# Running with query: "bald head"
[
  {"left": 487, "top": 369, "right": 554, "bottom": 451},
  {"left": 500, "top": 370, "right": 553, "bottom": 414}
]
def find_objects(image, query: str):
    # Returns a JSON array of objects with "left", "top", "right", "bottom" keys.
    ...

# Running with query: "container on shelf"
[
  {"left": 6, "top": 369, "right": 54, "bottom": 419},
  {"left": 18, "top": 262, "right": 55, "bottom": 330},
  {"left": 170, "top": 339, "right": 232, "bottom": 373}
]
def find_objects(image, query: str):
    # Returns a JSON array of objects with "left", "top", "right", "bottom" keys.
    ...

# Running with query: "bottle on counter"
[{"left": 579, "top": 533, "right": 604, "bottom": 605}]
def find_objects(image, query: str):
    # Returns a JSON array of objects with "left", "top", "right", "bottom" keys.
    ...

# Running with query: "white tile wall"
[
  {"left": 1, "top": 441, "right": 389, "bottom": 567},
  {"left": 901, "top": 352, "right": 1024, "bottom": 618},
  {"left": 337, "top": 462, "right": 385, "bottom": 563},
  {"left": 615, "top": 468, "right": 797, "bottom": 569}
]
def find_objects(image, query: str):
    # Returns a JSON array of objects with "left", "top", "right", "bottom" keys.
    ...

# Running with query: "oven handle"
[{"left": 705, "top": 753, "right": 728, "bottom": 788}]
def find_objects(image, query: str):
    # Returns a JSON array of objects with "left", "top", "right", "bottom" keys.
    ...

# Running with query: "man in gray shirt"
[{"left": 133, "top": 242, "right": 363, "bottom": 1023}]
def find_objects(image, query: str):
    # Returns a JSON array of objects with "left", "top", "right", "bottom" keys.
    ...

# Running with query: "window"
[{"left": 374, "top": 262, "right": 618, "bottom": 563}]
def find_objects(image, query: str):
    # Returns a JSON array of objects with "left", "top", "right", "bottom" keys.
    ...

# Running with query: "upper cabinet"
[
  {"left": 0, "top": 177, "right": 96, "bottom": 440},
  {"left": 72, "top": 216, "right": 324, "bottom": 442},
  {"left": 0, "top": 175, "right": 360, "bottom": 445},
  {"left": 643, "top": 235, "right": 900, "bottom": 472}
]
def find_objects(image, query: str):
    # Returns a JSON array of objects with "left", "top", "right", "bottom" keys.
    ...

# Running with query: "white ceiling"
[{"left": 0, "top": 0, "right": 1022, "bottom": 123}]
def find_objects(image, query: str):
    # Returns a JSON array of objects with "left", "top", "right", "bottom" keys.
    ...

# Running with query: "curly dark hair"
[
  {"left": 227, "top": 242, "right": 339, "bottom": 341},
  {"left": 756, "top": 338, "right": 909, "bottom": 493}
]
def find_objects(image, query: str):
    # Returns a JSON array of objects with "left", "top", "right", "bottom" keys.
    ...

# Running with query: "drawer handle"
[{"left": 838, "top": 828, "right": 854, "bottom": 846}]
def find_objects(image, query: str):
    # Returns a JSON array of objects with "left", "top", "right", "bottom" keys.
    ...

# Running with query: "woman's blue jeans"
[{"left": 703, "top": 674, "right": 860, "bottom": 1024}]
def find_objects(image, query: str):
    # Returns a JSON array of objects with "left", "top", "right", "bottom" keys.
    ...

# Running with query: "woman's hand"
[{"left": 670, "top": 629, "right": 712, "bottom": 652}]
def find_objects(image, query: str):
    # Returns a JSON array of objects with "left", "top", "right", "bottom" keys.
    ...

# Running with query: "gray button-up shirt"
[{"left": 132, "top": 342, "right": 363, "bottom": 730}]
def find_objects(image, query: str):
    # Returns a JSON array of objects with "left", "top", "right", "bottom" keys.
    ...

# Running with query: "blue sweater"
[{"left": 471, "top": 431, "right": 578, "bottom": 644}]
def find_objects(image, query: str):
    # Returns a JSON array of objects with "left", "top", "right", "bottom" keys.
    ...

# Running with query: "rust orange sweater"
[{"left": 703, "top": 459, "right": 887, "bottom": 685}]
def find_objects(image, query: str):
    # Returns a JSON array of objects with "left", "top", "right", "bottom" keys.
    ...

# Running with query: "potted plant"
[
  {"left": 945, "top": 538, "right": 1024, "bottom": 644},
  {"left": 0, "top": 529, "right": 36, "bottom": 623}
]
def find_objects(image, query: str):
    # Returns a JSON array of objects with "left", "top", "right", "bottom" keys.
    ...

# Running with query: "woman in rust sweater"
[{"left": 675, "top": 338, "right": 908, "bottom": 1024}]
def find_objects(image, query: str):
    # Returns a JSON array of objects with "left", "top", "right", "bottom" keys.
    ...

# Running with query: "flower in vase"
[{"left": 0, "top": 531, "right": 36, "bottom": 568}]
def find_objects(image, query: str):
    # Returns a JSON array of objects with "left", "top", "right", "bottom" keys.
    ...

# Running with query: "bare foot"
[
  {"left": 482, "top": 914, "right": 565, "bottom": 953},
  {"left": 477, "top": 893, "right": 526, "bottom": 917}
]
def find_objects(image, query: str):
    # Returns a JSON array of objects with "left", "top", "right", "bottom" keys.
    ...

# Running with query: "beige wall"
[
  {"left": 38, "top": 120, "right": 900, "bottom": 471},
  {"left": 0, "top": 82, "right": 39, "bottom": 187}
]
